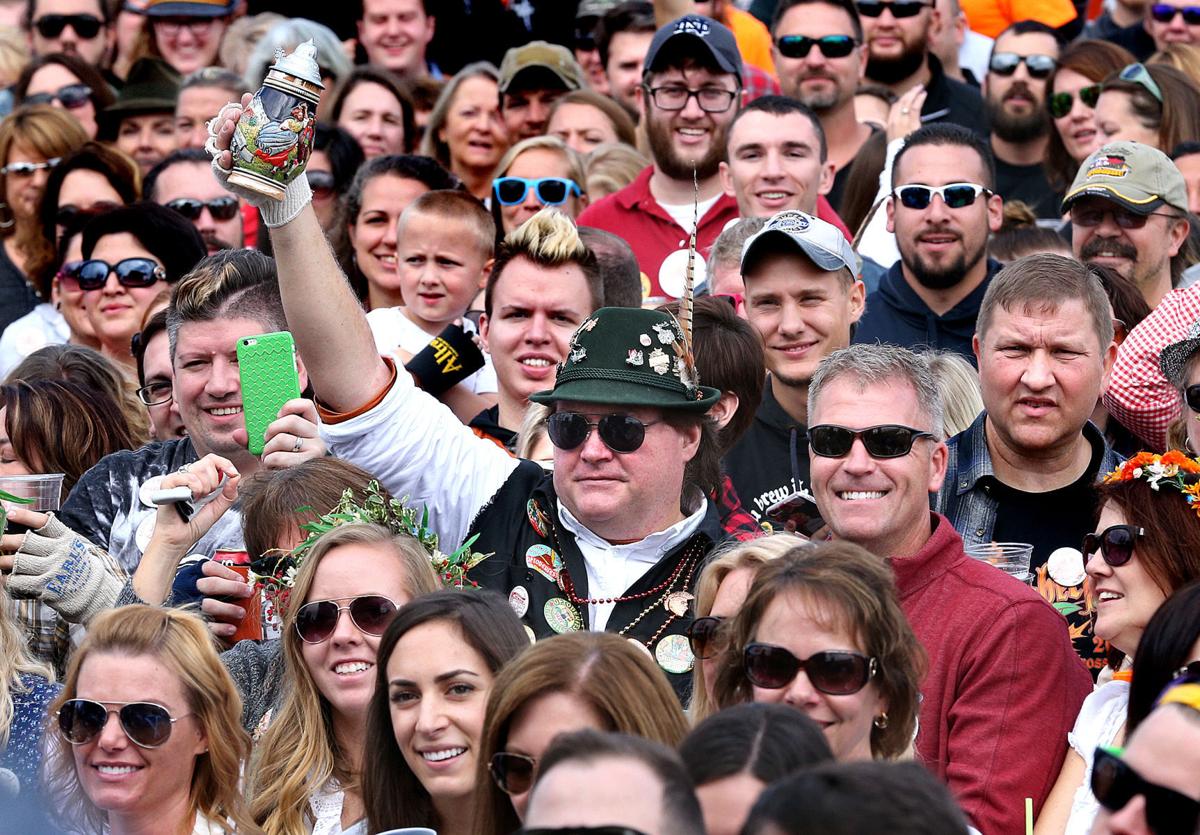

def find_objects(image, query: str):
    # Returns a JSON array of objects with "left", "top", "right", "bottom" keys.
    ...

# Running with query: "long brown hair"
[
  {"left": 1099, "top": 63, "right": 1200, "bottom": 153},
  {"left": 712, "top": 541, "right": 926, "bottom": 760},
  {"left": 473, "top": 631, "right": 690, "bottom": 835},
  {"left": 1095, "top": 475, "right": 1200, "bottom": 599}
]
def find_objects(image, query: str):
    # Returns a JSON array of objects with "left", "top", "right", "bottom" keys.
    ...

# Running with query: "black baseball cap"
[{"left": 643, "top": 15, "right": 743, "bottom": 84}]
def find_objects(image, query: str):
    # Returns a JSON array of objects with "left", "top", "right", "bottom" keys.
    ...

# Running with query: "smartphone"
[
  {"left": 765, "top": 490, "right": 825, "bottom": 537},
  {"left": 237, "top": 331, "right": 301, "bottom": 456}
]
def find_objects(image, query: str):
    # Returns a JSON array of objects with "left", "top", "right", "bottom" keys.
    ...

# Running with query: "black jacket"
[{"left": 920, "top": 55, "right": 988, "bottom": 138}]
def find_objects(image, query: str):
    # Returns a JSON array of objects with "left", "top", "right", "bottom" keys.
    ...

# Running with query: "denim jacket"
[{"left": 935, "top": 411, "right": 1124, "bottom": 549}]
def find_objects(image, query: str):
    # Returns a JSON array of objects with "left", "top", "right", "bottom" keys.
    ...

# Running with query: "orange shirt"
[
  {"left": 725, "top": 6, "right": 777, "bottom": 77},
  {"left": 960, "top": 0, "right": 1077, "bottom": 38}
]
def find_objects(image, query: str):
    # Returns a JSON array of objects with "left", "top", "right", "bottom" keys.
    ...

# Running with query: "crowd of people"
[{"left": 0, "top": 0, "right": 1198, "bottom": 832}]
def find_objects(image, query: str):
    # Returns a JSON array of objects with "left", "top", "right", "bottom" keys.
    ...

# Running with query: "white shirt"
[
  {"left": 365, "top": 306, "right": 497, "bottom": 394},
  {"left": 660, "top": 193, "right": 720, "bottom": 235},
  {"left": 308, "top": 779, "right": 368, "bottom": 835},
  {"left": 1064, "top": 680, "right": 1129, "bottom": 835},
  {"left": 558, "top": 496, "right": 708, "bottom": 630},
  {"left": 0, "top": 303, "right": 68, "bottom": 378}
]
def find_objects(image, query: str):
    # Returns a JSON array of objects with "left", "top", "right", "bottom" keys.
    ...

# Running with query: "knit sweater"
[{"left": 892, "top": 515, "right": 1093, "bottom": 835}]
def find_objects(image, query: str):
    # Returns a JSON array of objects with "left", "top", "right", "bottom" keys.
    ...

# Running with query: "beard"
[
  {"left": 645, "top": 112, "right": 729, "bottom": 181},
  {"left": 202, "top": 231, "right": 238, "bottom": 253},
  {"left": 865, "top": 40, "right": 927, "bottom": 84},
  {"left": 788, "top": 72, "right": 844, "bottom": 112},
  {"left": 986, "top": 83, "right": 1051, "bottom": 143},
  {"left": 901, "top": 231, "right": 987, "bottom": 290}
]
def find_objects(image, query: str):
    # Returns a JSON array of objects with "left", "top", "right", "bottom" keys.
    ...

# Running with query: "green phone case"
[{"left": 237, "top": 331, "right": 301, "bottom": 456}]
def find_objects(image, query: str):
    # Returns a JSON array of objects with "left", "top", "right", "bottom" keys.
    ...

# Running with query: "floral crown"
[
  {"left": 1103, "top": 451, "right": 1200, "bottom": 516},
  {"left": 250, "top": 481, "right": 491, "bottom": 616}
]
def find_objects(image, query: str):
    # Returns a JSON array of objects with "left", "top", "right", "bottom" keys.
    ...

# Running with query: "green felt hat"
[{"left": 529, "top": 307, "right": 720, "bottom": 413}]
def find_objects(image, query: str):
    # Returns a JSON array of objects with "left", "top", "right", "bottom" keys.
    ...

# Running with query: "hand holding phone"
[
  {"left": 765, "top": 490, "right": 825, "bottom": 537},
  {"left": 237, "top": 331, "right": 302, "bottom": 456}
]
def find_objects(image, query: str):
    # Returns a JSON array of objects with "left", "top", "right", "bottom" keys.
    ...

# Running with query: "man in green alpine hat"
[{"left": 211, "top": 97, "right": 732, "bottom": 695}]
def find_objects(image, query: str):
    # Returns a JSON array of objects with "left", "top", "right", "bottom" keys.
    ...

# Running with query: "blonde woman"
[
  {"left": 688, "top": 534, "right": 808, "bottom": 722},
  {"left": 0, "top": 584, "right": 56, "bottom": 798},
  {"left": 923, "top": 350, "right": 984, "bottom": 438},
  {"left": 490, "top": 135, "right": 588, "bottom": 237},
  {"left": 420, "top": 62, "right": 507, "bottom": 201},
  {"left": 584, "top": 142, "right": 650, "bottom": 201},
  {"left": 247, "top": 522, "right": 439, "bottom": 835},
  {"left": 44, "top": 605, "right": 254, "bottom": 834}
]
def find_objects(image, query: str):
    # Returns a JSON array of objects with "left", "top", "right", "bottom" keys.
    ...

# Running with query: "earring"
[
  {"left": 873, "top": 712, "right": 889, "bottom": 729},
  {"left": 0, "top": 202, "right": 13, "bottom": 231}
]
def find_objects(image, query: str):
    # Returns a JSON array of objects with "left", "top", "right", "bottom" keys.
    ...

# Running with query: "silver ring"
[
  {"left": 177, "top": 464, "right": 190, "bottom": 474},
  {"left": 901, "top": 108, "right": 910, "bottom": 115},
  {"left": 292, "top": 436, "right": 303, "bottom": 453}
]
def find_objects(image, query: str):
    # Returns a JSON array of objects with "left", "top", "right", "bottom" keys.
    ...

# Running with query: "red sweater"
[{"left": 892, "top": 515, "right": 1092, "bottom": 835}]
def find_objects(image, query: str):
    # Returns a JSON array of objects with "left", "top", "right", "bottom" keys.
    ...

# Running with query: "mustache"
[
  {"left": 1003, "top": 81, "right": 1037, "bottom": 102},
  {"left": 1081, "top": 236, "right": 1138, "bottom": 260}
]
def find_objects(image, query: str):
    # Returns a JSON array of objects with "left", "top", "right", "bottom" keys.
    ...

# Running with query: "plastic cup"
[
  {"left": 964, "top": 541, "right": 1034, "bottom": 582},
  {"left": 375, "top": 829, "right": 437, "bottom": 835},
  {"left": 0, "top": 474, "right": 64, "bottom": 534}
]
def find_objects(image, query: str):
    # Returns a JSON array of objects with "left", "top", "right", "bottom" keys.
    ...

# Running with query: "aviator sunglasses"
[
  {"left": 989, "top": 52, "right": 1057, "bottom": 78},
  {"left": 294, "top": 594, "right": 398, "bottom": 644},
  {"left": 24, "top": 83, "right": 92, "bottom": 110},
  {"left": 546, "top": 412, "right": 660, "bottom": 454},
  {"left": 893, "top": 182, "right": 991, "bottom": 210},
  {"left": 166, "top": 196, "right": 239, "bottom": 222},
  {"left": 1048, "top": 84, "right": 1101, "bottom": 119},
  {"left": 744, "top": 643, "right": 878, "bottom": 694},
  {"left": 775, "top": 34, "right": 858, "bottom": 59},
  {"left": 65, "top": 258, "right": 165, "bottom": 291},
  {"left": 808, "top": 424, "right": 934, "bottom": 459},
  {"left": 57, "top": 698, "right": 189, "bottom": 749},
  {"left": 1082, "top": 523, "right": 1144, "bottom": 568},
  {"left": 1092, "top": 746, "right": 1200, "bottom": 835},
  {"left": 490, "top": 751, "right": 538, "bottom": 795},
  {"left": 493, "top": 177, "right": 582, "bottom": 207}
]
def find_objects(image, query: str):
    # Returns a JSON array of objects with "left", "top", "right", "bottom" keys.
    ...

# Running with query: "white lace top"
[
  {"left": 308, "top": 779, "right": 368, "bottom": 835},
  {"left": 1063, "top": 679, "right": 1129, "bottom": 835}
]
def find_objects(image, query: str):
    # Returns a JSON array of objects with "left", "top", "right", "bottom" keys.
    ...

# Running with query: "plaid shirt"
[
  {"left": 1103, "top": 285, "right": 1200, "bottom": 452},
  {"left": 935, "top": 411, "right": 1124, "bottom": 548},
  {"left": 713, "top": 474, "right": 763, "bottom": 542},
  {"left": 742, "top": 64, "right": 780, "bottom": 104}
]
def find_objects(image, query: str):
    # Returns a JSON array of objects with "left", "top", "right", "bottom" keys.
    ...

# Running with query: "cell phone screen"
[{"left": 764, "top": 491, "right": 825, "bottom": 537}]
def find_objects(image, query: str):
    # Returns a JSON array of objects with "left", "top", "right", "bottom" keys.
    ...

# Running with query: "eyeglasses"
[
  {"left": 307, "top": 169, "right": 336, "bottom": 200},
  {"left": 546, "top": 412, "right": 661, "bottom": 454},
  {"left": 775, "top": 34, "right": 859, "bottom": 59},
  {"left": 152, "top": 16, "right": 218, "bottom": 36},
  {"left": 744, "top": 643, "right": 878, "bottom": 694},
  {"left": 988, "top": 52, "right": 1057, "bottom": 79},
  {"left": 686, "top": 615, "right": 728, "bottom": 660},
  {"left": 165, "top": 196, "right": 239, "bottom": 222},
  {"left": 69, "top": 258, "right": 165, "bottom": 291},
  {"left": 1119, "top": 62, "right": 1164, "bottom": 103},
  {"left": 24, "top": 83, "right": 92, "bottom": 110},
  {"left": 1092, "top": 747, "right": 1200, "bottom": 835},
  {"left": 892, "top": 182, "right": 991, "bottom": 210},
  {"left": 490, "top": 751, "right": 538, "bottom": 795},
  {"left": 1175, "top": 660, "right": 1200, "bottom": 681},
  {"left": 136, "top": 381, "right": 172, "bottom": 406},
  {"left": 1, "top": 157, "right": 60, "bottom": 177},
  {"left": 1082, "top": 523, "right": 1144, "bottom": 568},
  {"left": 1069, "top": 204, "right": 1178, "bottom": 230},
  {"left": 33, "top": 13, "right": 102, "bottom": 38},
  {"left": 1185, "top": 384, "right": 1200, "bottom": 413},
  {"left": 643, "top": 85, "right": 739, "bottom": 113},
  {"left": 294, "top": 594, "right": 398, "bottom": 644},
  {"left": 855, "top": 0, "right": 931, "bottom": 17},
  {"left": 57, "top": 698, "right": 189, "bottom": 749},
  {"left": 1048, "top": 84, "right": 1101, "bottom": 119},
  {"left": 493, "top": 177, "right": 582, "bottom": 207},
  {"left": 1150, "top": 3, "right": 1200, "bottom": 23},
  {"left": 808, "top": 424, "right": 934, "bottom": 459}
]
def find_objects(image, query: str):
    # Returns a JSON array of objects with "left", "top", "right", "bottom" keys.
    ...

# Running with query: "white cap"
[{"left": 740, "top": 210, "right": 859, "bottom": 276}]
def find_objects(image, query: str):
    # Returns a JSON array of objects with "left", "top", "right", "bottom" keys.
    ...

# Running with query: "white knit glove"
[
  {"left": 7, "top": 513, "right": 123, "bottom": 624},
  {"left": 205, "top": 100, "right": 313, "bottom": 228}
]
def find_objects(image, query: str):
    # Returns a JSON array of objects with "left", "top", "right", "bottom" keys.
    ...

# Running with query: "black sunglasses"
[
  {"left": 33, "top": 13, "right": 102, "bottom": 38},
  {"left": 165, "top": 196, "right": 239, "bottom": 222},
  {"left": 1048, "top": 84, "right": 1101, "bottom": 118},
  {"left": 989, "top": 52, "right": 1056, "bottom": 78},
  {"left": 490, "top": 751, "right": 537, "bottom": 795},
  {"left": 686, "top": 615, "right": 727, "bottom": 660},
  {"left": 25, "top": 83, "right": 92, "bottom": 109},
  {"left": 69, "top": 258, "right": 165, "bottom": 291},
  {"left": 1069, "top": 204, "right": 1177, "bottom": 230},
  {"left": 294, "top": 594, "right": 398, "bottom": 644},
  {"left": 1082, "top": 523, "right": 1144, "bottom": 568},
  {"left": 744, "top": 643, "right": 878, "bottom": 694},
  {"left": 775, "top": 34, "right": 858, "bottom": 59},
  {"left": 855, "top": 0, "right": 930, "bottom": 17},
  {"left": 546, "top": 412, "right": 660, "bottom": 454},
  {"left": 808, "top": 424, "right": 934, "bottom": 459},
  {"left": 893, "top": 182, "right": 991, "bottom": 210},
  {"left": 58, "top": 698, "right": 188, "bottom": 749},
  {"left": 1175, "top": 660, "right": 1200, "bottom": 681},
  {"left": 307, "top": 170, "right": 336, "bottom": 199},
  {"left": 1092, "top": 747, "right": 1200, "bottom": 835},
  {"left": 1184, "top": 384, "right": 1200, "bottom": 413},
  {"left": 55, "top": 201, "right": 120, "bottom": 229},
  {"left": 522, "top": 829, "right": 651, "bottom": 835},
  {"left": 1151, "top": 3, "right": 1200, "bottom": 23}
]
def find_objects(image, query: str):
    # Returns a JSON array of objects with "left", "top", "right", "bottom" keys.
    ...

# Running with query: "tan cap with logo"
[{"left": 1062, "top": 140, "right": 1188, "bottom": 214}]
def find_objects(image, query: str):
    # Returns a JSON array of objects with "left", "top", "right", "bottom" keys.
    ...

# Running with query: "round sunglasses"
[
  {"left": 1092, "top": 746, "right": 1200, "bottom": 835},
  {"left": 24, "top": 83, "right": 92, "bottom": 110},
  {"left": 1048, "top": 84, "right": 1101, "bottom": 119},
  {"left": 1185, "top": 384, "right": 1200, "bottom": 413},
  {"left": 294, "top": 594, "right": 398, "bottom": 644},
  {"left": 744, "top": 643, "right": 878, "bottom": 694},
  {"left": 686, "top": 615, "right": 728, "bottom": 660},
  {"left": 775, "top": 34, "right": 858, "bottom": 59},
  {"left": 57, "top": 698, "right": 189, "bottom": 749},
  {"left": 165, "top": 196, "right": 239, "bottom": 222},
  {"left": 546, "top": 412, "right": 660, "bottom": 454},
  {"left": 988, "top": 52, "right": 1057, "bottom": 79},
  {"left": 808, "top": 424, "right": 933, "bottom": 459},
  {"left": 893, "top": 182, "right": 991, "bottom": 210},
  {"left": 493, "top": 177, "right": 582, "bottom": 207},
  {"left": 490, "top": 751, "right": 537, "bottom": 795},
  {"left": 66, "top": 257, "right": 165, "bottom": 292},
  {"left": 1082, "top": 523, "right": 1144, "bottom": 568},
  {"left": 855, "top": 0, "right": 929, "bottom": 17}
]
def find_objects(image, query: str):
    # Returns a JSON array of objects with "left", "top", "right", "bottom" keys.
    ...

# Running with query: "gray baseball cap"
[
  {"left": 643, "top": 15, "right": 742, "bottom": 84},
  {"left": 741, "top": 210, "right": 860, "bottom": 276}
]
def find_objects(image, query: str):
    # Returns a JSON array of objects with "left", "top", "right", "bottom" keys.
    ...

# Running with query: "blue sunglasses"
[{"left": 493, "top": 176, "right": 582, "bottom": 206}]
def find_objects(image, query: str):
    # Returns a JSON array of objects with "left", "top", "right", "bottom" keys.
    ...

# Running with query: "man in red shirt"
[
  {"left": 806, "top": 342, "right": 1092, "bottom": 835},
  {"left": 577, "top": 14, "right": 742, "bottom": 301}
]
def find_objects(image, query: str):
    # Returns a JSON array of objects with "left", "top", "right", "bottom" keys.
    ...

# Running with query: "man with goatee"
[{"left": 983, "top": 22, "right": 1062, "bottom": 217}]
